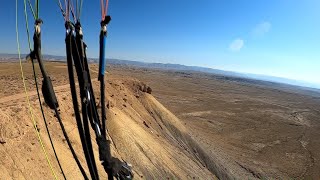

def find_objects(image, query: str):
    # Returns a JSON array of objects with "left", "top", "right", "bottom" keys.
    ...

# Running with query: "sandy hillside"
[
  {"left": 1, "top": 62, "right": 320, "bottom": 179},
  {"left": 0, "top": 62, "right": 217, "bottom": 179},
  {"left": 111, "top": 65, "right": 320, "bottom": 179}
]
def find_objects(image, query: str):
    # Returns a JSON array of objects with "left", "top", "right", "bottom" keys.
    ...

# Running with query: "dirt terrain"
[
  {"left": 0, "top": 61, "right": 320, "bottom": 179},
  {"left": 110, "top": 65, "right": 320, "bottom": 179},
  {"left": 0, "top": 62, "right": 215, "bottom": 179}
]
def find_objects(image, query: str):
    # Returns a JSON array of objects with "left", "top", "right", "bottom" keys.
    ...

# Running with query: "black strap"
[
  {"left": 97, "top": 137, "right": 133, "bottom": 180},
  {"left": 31, "top": 20, "right": 59, "bottom": 110},
  {"left": 30, "top": 19, "right": 88, "bottom": 179},
  {"left": 65, "top": 25, "right": 96, "bottom": 180},
  {"left": 30, "top": 53, "right": 67, "bottom": 180},
  {"left": 71, "top": 25, "right": 100, "bottom": 180},
  {"left": 68, "top": 21, "right": 133, "bottom": 180}
]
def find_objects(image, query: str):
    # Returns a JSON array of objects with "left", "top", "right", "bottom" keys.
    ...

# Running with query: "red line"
[
  {"left": 100, "top": 0, "right": 105, "bottom": 20},
  {"left": 65, "top": 0, "right": 68, "bottom": 20}
]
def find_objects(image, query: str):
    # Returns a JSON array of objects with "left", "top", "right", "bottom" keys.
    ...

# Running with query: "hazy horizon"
[{"left": 1, "top": 52, "right": 319, "bottom": 90}]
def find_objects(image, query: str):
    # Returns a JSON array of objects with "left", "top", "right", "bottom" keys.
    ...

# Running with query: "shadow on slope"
[{"left": 104, "top": 78, "right": 232, "bottom": 179}]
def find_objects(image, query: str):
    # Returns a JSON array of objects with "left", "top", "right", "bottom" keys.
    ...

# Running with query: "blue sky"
[{"left": 1, "top": 0, "right": 320, "bottom": 86}]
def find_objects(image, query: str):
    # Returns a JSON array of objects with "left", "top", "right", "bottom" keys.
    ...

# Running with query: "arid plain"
[{"left": 0, "top": 62, "right": 319, "bottom": 179}]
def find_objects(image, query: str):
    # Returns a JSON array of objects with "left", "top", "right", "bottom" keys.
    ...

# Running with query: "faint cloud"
[
  {"left": 229, "top": 38, "right": 244, "bottom": 52},
  {"left": 252, "top": 21, "right": 271, "bottom": 37}
]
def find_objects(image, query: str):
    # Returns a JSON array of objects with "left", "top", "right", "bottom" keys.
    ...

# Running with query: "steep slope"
[
  {"left": 104, "top": 78, "right": 217, "bottom": 179},
  {"left": 0, "top": 77, "right": 216, "bottom": 179}
]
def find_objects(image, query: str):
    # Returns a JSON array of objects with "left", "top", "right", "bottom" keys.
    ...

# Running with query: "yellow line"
[{"left": 16, "top": 0, "right": 58, "bottom": 179}]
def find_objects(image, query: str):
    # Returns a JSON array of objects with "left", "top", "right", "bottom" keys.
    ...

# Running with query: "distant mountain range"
[
  {"left": 1, "top": 53, "right": 319, "bottom": 90},
  {"left": 104, "top": 59, "right": 320, "bottom": 90}
]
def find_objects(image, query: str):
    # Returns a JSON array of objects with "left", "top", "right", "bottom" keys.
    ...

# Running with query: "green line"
[
  {"left": 36, "top": 0, "right": 39, "bottom": 19},
  {"left": 17, "top": 0, "right": 58, "bottom": 179},
  {"left": 23, "top": 0, "right": 33, "bottom": 51},
  {"left": 79, "top": 0, "right": 83, "bottom": 19},
  {"left": 27, "top": 0, "right": 36, "bottom": 19},
  {"left": 76, "top": 0, "right": 78, "bottom": 20}
]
